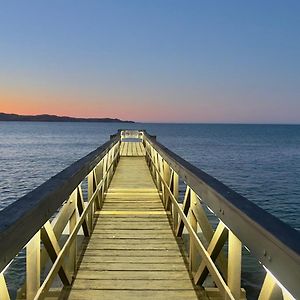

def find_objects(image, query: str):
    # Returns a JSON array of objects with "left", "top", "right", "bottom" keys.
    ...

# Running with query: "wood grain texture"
[
  {"left": 67, "top": 157, "right": 200, "bottom": 300},
  {"left": 120, "top": 142, "right": 146, "bottom": 157}
]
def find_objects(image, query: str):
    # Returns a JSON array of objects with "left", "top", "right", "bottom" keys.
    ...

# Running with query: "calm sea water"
[
  {"left": 0, "top": 122, "right": 299, "bottom": 298},
  {"left": 1, "top": 122, "right": 299, "bottom": 228}
]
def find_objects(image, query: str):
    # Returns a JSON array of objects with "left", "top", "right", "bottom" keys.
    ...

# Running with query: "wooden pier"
[
  {"left": 67, "top": 155, "right": 200, "bottom": 299},
  {"left": 0, "top": 130, "right": 299, "bottom": 300}
]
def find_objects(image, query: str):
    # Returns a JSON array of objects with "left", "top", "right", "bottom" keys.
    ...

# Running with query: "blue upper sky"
[{"left": 0, "top": 0, "right": 299, "bottom": 123}]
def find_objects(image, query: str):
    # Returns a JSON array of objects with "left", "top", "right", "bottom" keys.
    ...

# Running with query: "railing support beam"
[
  {"left": 41, "top": 221, "right": 71, "bottom": 285},
  {"left": 26, "top": 230, "right": 40, "bottom": 300},
  {"left": 172, "top": 172, "right": 179, "bottom": 231},
  {"left": 189, "top": 206, "right": 197, "bottom": 274},
  {"left": 0, "top": 274, "right": 10, "bottom": 300},
  {"left": 227, "top": 231, "right": 242, "bottom": 299},
  {"left": 194, "top": 221, "right": 228, "bottom": 285}
]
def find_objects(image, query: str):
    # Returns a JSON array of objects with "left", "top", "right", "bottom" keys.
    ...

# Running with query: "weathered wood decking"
[
  {"left": 120, "top": 141, "right": 145, "bottom": 156},
  {"left": 67, "top": 155, "right": 200, "bottom": 299}
]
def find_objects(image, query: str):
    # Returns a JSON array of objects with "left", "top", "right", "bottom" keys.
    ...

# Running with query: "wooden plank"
[
  {"left": 89, "top": 233, "right": 174, "bottom": 239},
  {"left": 122, "top": 142, "right": 126, "bottom": 156},
  {"left": 138, "top": 142, "right": 144, "bottom": 156},
  {"left": 72, "top": 278, "right": 194, "bottom": 290},
  {"left": 128, "top": 142, "right": 133, "bottom": 156},
  {"left": 105, "top": 193, "right": 161, "bottom": 197},
  {"left": 92, "top": 229, "right": 173, "bottom": 234},
  {"left": 98, "top": 211, "right": 170, "bottom": 215},
  {"left": 100, "top": 208, "right": 165, "bottom": 212},
  {"left": 81, "top": 249, "right": 182, "bottom": 257},
  {"left": 83, "top": 238, "right": 182, "bottom": 245},
  {"left": 120, "top": 142, "right": 124, "bottom": 155},
  {"left": 68, "top": 290, "right": 199, "bottom": 300},
  {"left": 95, "top": 214, "right": 170, "bottom": 220},
  {"left": 82, "top": 243, "right": 182, "bottom": 251},
  {"left": 136, "top": 142, "right": 142, "bottom": 156},
  {"left": 95, "top": 218, "right": 171, "bottom": 224},
  {"left": 102, "top": 203, "right": 163, "bottom": 208},
  {"left": 80, "top": 256, "right": 185, "bottom": 264},
  {"left": 93, "top": 224, "right": 171, "bottom": 230},
  {"left": 132, "top": 142, "right": 137, "bottom": 156},
  {"left": 141, "top": 142, "right": 146, "bottom": 155},
  {"left": 102, "top": 203, "right": 162, "bottom": 207},
  {"left": 77, "top": 262, "right": 188, "bottom": 271},
  {"left": 75, "top": 270, "right": 189, "bottom": 280}
]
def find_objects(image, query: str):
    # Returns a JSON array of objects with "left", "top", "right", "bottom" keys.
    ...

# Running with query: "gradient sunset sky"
[{"left": 0, "top": 1, "right": 299, "bottom": 123}]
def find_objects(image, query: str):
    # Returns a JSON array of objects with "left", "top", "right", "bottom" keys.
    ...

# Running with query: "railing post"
[
  {"left": 163, "top": 160, "right": 171, "bottom": 210},
  {"left": 69, "top": 196, "right": 77, "bottom": 278},
  {"left": 0, "top": 274, "right": 10, "bottom": 300},
  {"left": 107, "top": 148, "right": 113, "bottom": 185},
  {"left": 93, "top": 169, "right": 100, "bottom": 209},
  {"left": 88, "top": 172, "right": 94, "bottom": 231},
  {"left": 258, "top": 272, "right": 283, "bottom": 300},
  {"left": 102, "top": 154, "right": 108, "bottom": 194},
  {"left": 227, "top": 231, "right": 242, "bottom": 299},
  {"left": 26, "top": 230, "right": 40, "bottom": 300},
  {"left": 157, "top": 155, "right": 163, "bottom": 194},
  {"left": 150, "top": 147, "right": 156, "bottom": 178},
  {"left": 67, "top": 189, "right": 77, "bottom": 278},
  {"left": 189, "top": 193, "right": 198, "bottom": 274},
  {"left": 172, "top": 172, "right": 179, "bottom": 231},
  {"left": 156, "top": 152, "right": 162, "bottom": 192}
]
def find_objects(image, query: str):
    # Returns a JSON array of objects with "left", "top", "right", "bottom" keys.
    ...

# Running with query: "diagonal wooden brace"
[
  {"left": 77, "top": 187, "right": 91, "bottom": 237},
  {"left": 194, "top": 221, "right": 228, "bottom": 285},
  {"left": 41, "top": 221, "right": 72, "bottom": 286},
  {"left": 176, "top": 186, "right": 191, "bottom": 237},
  {"left": 165, "top": 169, "right": 173, "bottom": 212}
]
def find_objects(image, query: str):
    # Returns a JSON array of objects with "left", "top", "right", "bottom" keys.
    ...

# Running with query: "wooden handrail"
[
  {"left": 145, "top": 148, "right": 235, "bottom": 299},
  {"left": 0, "top": 134, "right": 120, "bottom": 273},
  {"left": 143, "top": 131, "right": 300, "bottom": 299}
]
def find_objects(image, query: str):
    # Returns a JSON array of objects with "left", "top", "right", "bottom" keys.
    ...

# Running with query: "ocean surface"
[{"left": 0, "top": 122, "right": 299, "bottom": 298}]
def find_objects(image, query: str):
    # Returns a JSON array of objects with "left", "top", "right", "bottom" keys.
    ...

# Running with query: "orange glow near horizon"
[
  {"left": 0, "top": 89, "right": 138, "bottom": 121},
  {"left": 2, "top": 87, "right": 298, "bottom": 124},
  {"left": 1, "top": 89, "right": 219, "bottom": 123}
]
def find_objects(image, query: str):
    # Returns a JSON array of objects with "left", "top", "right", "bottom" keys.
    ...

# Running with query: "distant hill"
[{"left": 0, "top": 113, "right": 134, "bottom": 123}]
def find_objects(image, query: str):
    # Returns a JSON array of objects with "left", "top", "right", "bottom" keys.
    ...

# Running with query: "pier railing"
[
  {"left": 0, "top": 133, "right": 121, "bottom": 299},
  {"left": 0, "top": 129, "right": 299, "bottom": 300},
  {"left": 143, "top": 131, "right": 300, "bottom": 300}
]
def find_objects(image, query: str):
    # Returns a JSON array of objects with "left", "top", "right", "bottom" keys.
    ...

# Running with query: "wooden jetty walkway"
[
  {"left": 68, "top": 156, "right": 200, "bottom": 299},
  {"left": 0, "top": 130, "right": 299, "bottom": 300}
]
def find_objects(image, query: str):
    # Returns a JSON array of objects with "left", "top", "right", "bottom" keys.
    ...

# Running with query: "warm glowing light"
[
  {"left": 207, "top": 205, "right": 215, "bottom": 215},
  {"left": 244, "top": 245, "right": 250, "bottom": 252},
  {"left": 263, "top": 266, "right": 295, "bottom": 300},
  {"left": 219, "top": 219, "right": 230, "bottom": 230},
  {"left": 0, "top": 260, "right": 13, "bottom": 275}
]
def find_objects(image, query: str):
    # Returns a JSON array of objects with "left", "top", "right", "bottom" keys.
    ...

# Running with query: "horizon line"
[{"left": 1, "top": 111, "right": 299, "bottom": 125}]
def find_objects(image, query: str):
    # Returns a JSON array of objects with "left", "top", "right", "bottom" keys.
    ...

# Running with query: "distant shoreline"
[{"left": 0, "top": 113, "right": 134, "bottom": 123}]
